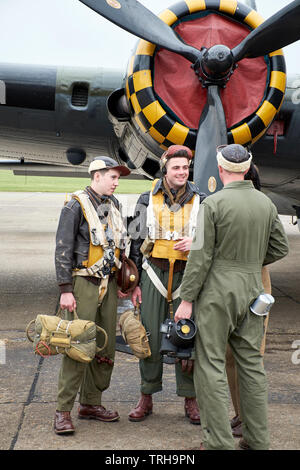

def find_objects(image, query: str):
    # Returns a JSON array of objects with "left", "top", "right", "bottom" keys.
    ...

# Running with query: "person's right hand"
[
  {"left": 60, "top": 292, "right": 77, "bottom": 312},
  {"left": 131, "top": 286, "right": 142, "bottom": 306}
]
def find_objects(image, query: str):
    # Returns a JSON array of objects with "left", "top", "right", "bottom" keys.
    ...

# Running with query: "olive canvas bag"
[{"left": 26, "top": 308, "right": 107, "bottom": 364}]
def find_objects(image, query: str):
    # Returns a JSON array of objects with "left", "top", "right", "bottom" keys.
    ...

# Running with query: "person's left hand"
[
  {"left": 174, "top": 300, "right": 193, "bottom": 322},
  {"left": 173, "top": 237, "right": 192, "bottom": 252}
]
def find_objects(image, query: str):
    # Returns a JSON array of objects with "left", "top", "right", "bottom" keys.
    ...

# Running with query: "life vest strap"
[{"left": 142, "top": 260, "right": 181, "bottom": 301}]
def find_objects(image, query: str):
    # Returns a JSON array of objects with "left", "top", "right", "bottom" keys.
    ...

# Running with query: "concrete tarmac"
[{"left": 0, "top": 192, "right": 299, "bottom": 451}]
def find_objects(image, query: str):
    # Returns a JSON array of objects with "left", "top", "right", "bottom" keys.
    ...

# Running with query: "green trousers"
[
  {"left": 57, "top": 276, "right": 118, "bottom": 411},
  {"left": 194, "top": 305, "right": 269, "bottom": 450},
  {"left": 139, "top": 262, "right": 196, "bottom": 397}
]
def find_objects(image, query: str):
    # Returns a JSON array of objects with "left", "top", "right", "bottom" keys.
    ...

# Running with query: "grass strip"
[{"left": 0, "top": 171, "right": 152, "bottom": 194}]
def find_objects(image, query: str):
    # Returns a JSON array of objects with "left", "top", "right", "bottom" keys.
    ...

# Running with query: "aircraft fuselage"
[{"left": 0, "top": 63, "right": 123, "bottom": 167}]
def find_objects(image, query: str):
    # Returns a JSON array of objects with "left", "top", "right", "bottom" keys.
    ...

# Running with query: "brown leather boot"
[
  {"left": 128, "top": 393, "right": 153, "bottom": 422},
  {"left": 54, "top": 411, "right": 75, "bottom": 434},
  {"left": 184, "top": 397, "right": 201, "bottom": 425},
  {"left": 78, "top": 404, "right": 120, "bottom": 422}
]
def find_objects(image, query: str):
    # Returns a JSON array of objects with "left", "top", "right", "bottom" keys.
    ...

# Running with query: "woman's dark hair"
[{"left": 245, "top": 162, "right": 261, "bottom": 191}]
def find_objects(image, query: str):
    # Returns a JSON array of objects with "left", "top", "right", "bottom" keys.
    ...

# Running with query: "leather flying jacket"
[
  {"left": 128, "top": 178, "right": 206, "bottom": 277},
  {"left": 55, "top": 187, "right": 121, "bottom": 294}
]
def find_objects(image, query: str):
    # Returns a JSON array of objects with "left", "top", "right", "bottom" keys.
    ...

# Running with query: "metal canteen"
[{"left": 250, "top": 294, "right": 275, "bottom": 316}]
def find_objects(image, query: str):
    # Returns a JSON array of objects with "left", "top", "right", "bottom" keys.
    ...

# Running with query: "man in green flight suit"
[
  {"left": 128, "top": 145, "right": 206, "bottom": 424},
  {"left": 175, "top": 144, "right": 289, "bottom": 450}
]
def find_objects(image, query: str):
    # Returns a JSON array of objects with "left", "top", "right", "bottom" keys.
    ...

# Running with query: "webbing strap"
[
  {"left": 167, "top": 259, "right": 175, "bottom": 319},
  {"left": 142, "top": 260, "right": 181, "bottom": 301}
]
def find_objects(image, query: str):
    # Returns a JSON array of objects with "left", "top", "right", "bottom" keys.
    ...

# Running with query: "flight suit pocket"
[
  {"left": 246, "top": 310, "right": 265, "bottom": 352},
  {"left": 236, "top": 307, "right": 265, "bottom": 354}
]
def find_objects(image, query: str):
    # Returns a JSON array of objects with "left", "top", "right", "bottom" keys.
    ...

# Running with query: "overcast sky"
[{"left": 0, "top": 0, "right": 298, "bottom": 74}]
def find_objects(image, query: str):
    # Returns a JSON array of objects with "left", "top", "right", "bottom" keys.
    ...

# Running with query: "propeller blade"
[
  {"left": 193, "top": 86, "right": 227, "bottom": 194},
  {"left": 78, "top": 0, "right": 199, "bottom": 63},
  {"left": 232, "top": 0, "right": 300, "bottom": 61}
]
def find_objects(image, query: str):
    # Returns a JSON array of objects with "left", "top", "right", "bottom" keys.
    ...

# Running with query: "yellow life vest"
[
  {"left": 145, "top": 179, "right": 200, "bottom": 261},
  {"left": 72, "top": 191, "right": 125, "bottom": 273}
]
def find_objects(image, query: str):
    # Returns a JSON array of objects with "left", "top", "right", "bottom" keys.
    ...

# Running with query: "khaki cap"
[{"left": 88, "top": 156, "right": 130, "bottom": 176}]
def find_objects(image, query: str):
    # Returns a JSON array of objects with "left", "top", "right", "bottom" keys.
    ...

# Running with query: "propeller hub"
[
  {"left": 192, "top": 45, "right": 236, "bottom": 88},
  {"left": 202, "top": 45, "right": 234, "bottom": 78}
]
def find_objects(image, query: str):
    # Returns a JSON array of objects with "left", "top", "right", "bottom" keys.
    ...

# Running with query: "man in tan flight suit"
[{"left": 175, "top": 144, "right": 289, "bottom": 450}]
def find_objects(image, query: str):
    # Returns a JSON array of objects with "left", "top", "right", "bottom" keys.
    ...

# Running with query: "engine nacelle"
[
  {"left": 107, "top": 88, "right": 161, "bottom": 179},
  {"left": 108, "top": 0, "right": 287, "bottom": 180}
]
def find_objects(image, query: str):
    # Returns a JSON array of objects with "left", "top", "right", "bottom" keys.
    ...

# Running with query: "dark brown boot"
[
  {"left": 54, "top": 411, "right": 75, "bottom": 434},
  {"left": 78, "top": 404, "right": 120, "bottom": 422},
  {"left": 128, "top": 394, "right": 153, "bottom": 422},
  {"left": 184, "top": 397, "right": 201, "bottom": 425}
]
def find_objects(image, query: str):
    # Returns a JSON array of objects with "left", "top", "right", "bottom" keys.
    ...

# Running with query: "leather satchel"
[
  {"left": 119, "top": 303, "right": 151, "bottom": 359},
  {"left": 26, "top": 308, "right": 108, "bottom": 364}
]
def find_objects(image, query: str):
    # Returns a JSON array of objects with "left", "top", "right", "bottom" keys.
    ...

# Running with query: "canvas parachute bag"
[
  {"left": 119, "top": 302, "right": 151, "bottom": 359},
  {"left": 26, "top": 308, "right": 108, "bottom": 364}
]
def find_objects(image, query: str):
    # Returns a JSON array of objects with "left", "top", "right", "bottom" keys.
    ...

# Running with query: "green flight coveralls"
[
  {"left": 180, "top": 180, "right": 289, "bottom": 450},
  {"left": 139, "top": 263, "right": 196, "bottom": 397},
  {"left": 57, "top": 276, "right": 118, "bottom": 411}
]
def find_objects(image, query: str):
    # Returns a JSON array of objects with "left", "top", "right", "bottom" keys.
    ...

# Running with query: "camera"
[{"left": 160, "top": 318, "right": 197, "bottom": 359}]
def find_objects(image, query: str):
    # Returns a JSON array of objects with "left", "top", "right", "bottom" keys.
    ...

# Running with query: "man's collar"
[
  {"left": 152, "top": 178, "right": 164, "bottom": 195},
  {"left": 223, "top": 180, "right": 254, "bottom": 190},
  {"left": 86, "top": 186, "right": 111, "bottom": 203}
]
